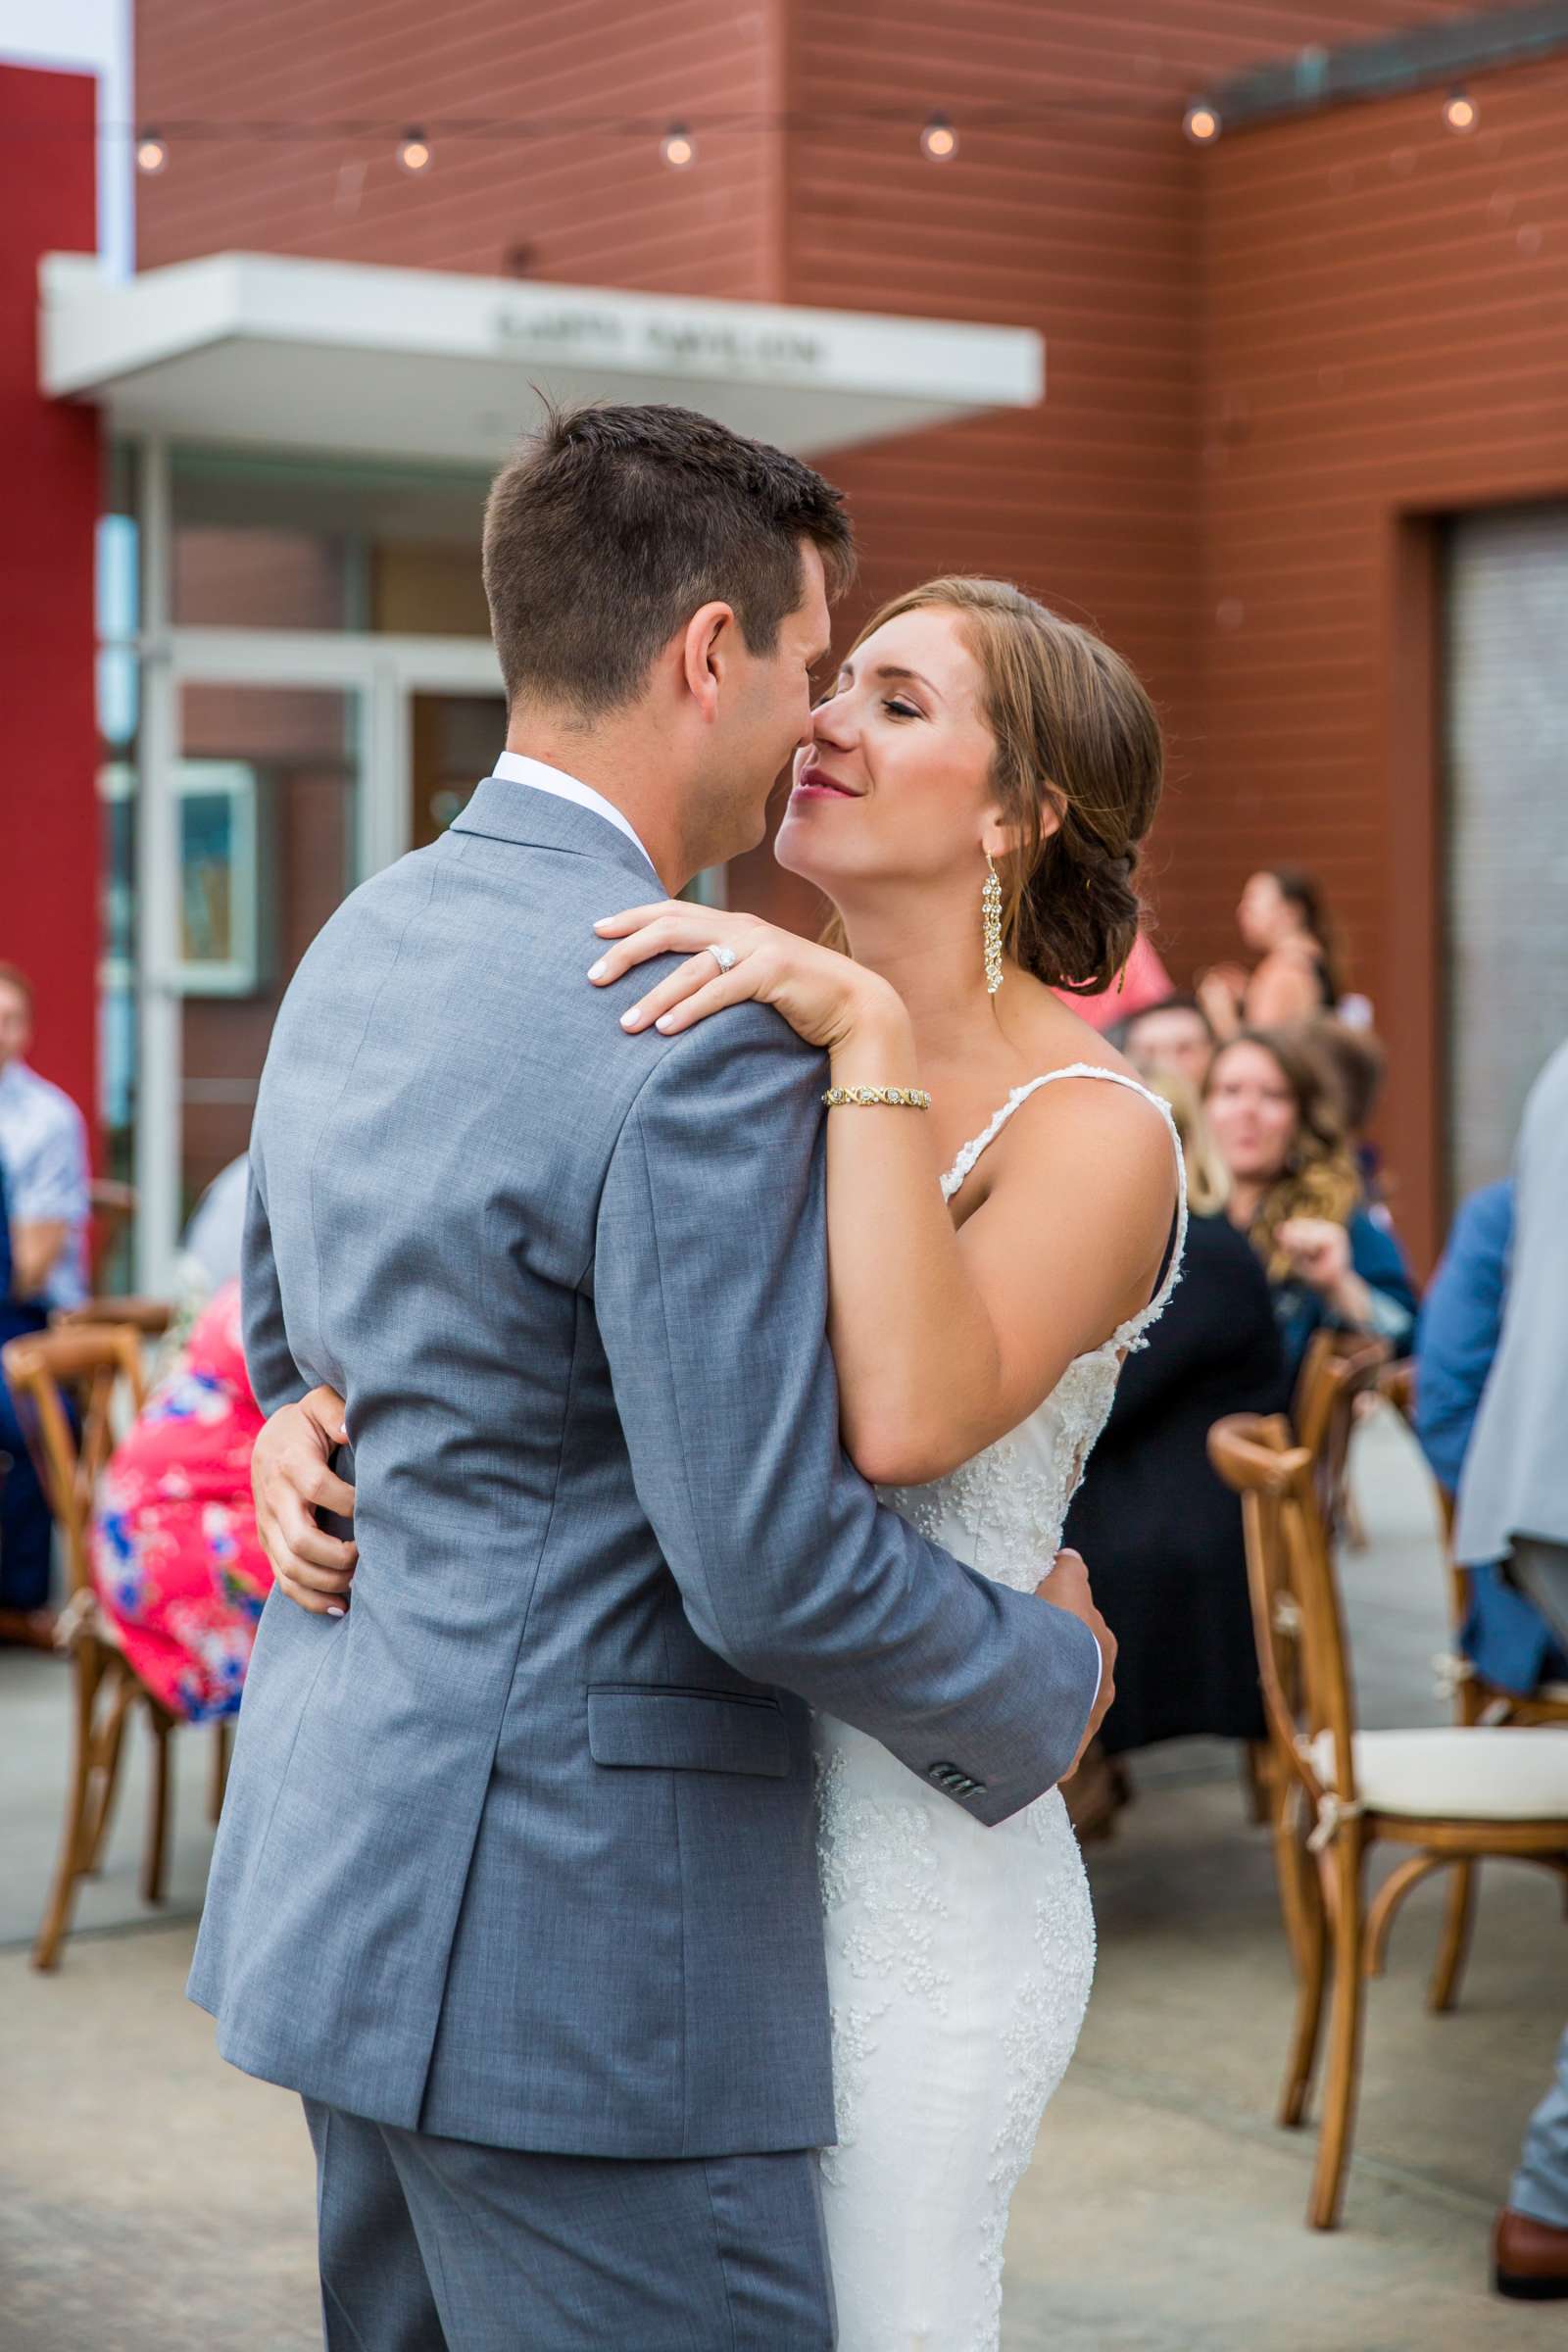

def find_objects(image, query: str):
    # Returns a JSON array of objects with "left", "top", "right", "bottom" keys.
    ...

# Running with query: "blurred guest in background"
[
  {"left": 1447, "top": 1040, "right": 1568, "bottom": 2301},
  {"left": 1454, "top": 1036, "right": 1568, "bottom": 1670},
  {"left": 1064, "top": 1079, "right": 1285, "bottom": 1781},
  {"left": 0, "top": 1152, "right": 58, "bottom": 1646},
  {"left": 1053, "top": 926, "right": 1174, "bottom": 1034},
  {"left": 1310, "top": 1016, "right": 1390, "bottom": 1217},
  {"left": 0, "top": 963, "right": 89, "bottom": 1316},
  {"left": 1416, "top": 1178, "right": 1565, "bottom": 1698},
  {"left": 90, "top": 1278, "right": 273, "bottom": 1720},
  {"left": 1198, "top": 866, "right": 1343, "bottom": 1040},
  {"left": 1203, "top": 1029, "right": 1417, "bottom": 1382},
  {"left": 1116, "top": 992, "right": 1216, "bottom": 1092},
  {"left": 0, "top": 962, "right": 90, "bottom": 1644},
  {"left": 178, "top": 1153, "right": 249, "bottom": 1303}
]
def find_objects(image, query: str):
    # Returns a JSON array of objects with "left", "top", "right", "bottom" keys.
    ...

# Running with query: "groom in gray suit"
[{"left": 190, "top": 403, "right": 1113, "bottom": 2349}]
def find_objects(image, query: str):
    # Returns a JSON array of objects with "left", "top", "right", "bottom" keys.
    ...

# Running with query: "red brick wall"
[
  {"left": 136, "top": 0, "right": 786, "bottom": 298},
  {"left": 0, "top": 65, "right": 100, "bottom": 1147},
  {"left": 134, "top": 0, "right": 1563, "bottom": 1254},
  {"left": 1195, "top": 51, "right": 1568, "bottom": 1261}
]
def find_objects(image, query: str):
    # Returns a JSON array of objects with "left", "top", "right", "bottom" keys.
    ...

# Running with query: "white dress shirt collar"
[{"left": 490, "top": 752, "right": 659, "bottom": 880}]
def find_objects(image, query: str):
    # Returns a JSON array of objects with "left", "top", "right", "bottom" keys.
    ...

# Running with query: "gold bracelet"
[{"left": 821, "top": 1085, "right": 931, "bottom": 1110}]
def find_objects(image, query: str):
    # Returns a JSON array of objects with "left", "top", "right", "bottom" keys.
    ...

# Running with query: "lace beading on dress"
[{"left": 811, "top": 1065, "right": 1187, "bottom": 2352}]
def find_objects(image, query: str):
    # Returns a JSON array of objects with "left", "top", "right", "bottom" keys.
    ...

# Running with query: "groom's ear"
[{"left": 680, "top": 602, "right": 738, "bottom": 723}]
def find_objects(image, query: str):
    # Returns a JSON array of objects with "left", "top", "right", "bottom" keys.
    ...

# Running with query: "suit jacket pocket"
[{"left": 586, "top": 1685, "right": 791, "bottom": 1778}]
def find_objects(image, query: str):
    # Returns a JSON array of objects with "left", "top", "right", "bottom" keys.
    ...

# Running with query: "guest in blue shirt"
[
  {"left": 1203, "top": 1027, "right": 1418, "bottom": 1384},
  {"left": 1416, "top": 1179, "right": 1568, "bottom": 1696}
]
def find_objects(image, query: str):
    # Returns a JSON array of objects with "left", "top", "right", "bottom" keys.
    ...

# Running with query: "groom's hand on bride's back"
[
  {"left": 1036, "top": 1548, "right": 1116, "bottom": 1780},
  {"left": 252, "top": 1387, "right": 358, "bottom": 1616}
]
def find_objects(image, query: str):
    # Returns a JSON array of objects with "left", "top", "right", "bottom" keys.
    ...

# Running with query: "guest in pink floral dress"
[{"left": 92, "top": 1279, "right": 272, "bottom": 1720}]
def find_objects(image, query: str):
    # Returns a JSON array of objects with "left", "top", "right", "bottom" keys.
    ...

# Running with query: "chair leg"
[
  {"left": 1271, "top": 1777, "right": 1315, "bottom": 1980},
  {"left": 209, "top": 1719, "right": 230, "bottom": 1825},
  {"left": 33, "top": 1644, "right": 105, "bottom": 1971},
  {"left": 1309, "top": 1830, "right": 1368, "bottom": 2230},
  {"left": 141, "top": 1707, "right": 172, "bottom": 1905},
  {"left": 1241, "top": 1740, "right": 1272, "bottom": 1827},
  {"left": 1428, "top": 1859, "right": 1478, "bottom": 2014},
  {"left": 81, "top": 1670, "right": 136, "bottom": 1873},
  {"left": 1279, "top": 1822, "right": 1328, "bottom": 2129}
]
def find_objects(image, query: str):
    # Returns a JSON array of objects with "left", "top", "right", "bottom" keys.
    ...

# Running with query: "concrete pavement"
[{"left": 1, "top": 1408, "right": 1563, "bottom": 2350}]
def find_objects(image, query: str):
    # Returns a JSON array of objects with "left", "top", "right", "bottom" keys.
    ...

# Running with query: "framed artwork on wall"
[{"left": 172, "top": 760, "right": 261, "bottom": 995}]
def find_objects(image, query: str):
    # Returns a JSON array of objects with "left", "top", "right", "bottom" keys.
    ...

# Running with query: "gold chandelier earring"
[{"left": 982, "top": 855, "right": 1004, "bottom": 996}]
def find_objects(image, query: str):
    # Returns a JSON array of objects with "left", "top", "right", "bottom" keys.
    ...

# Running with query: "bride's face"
[{"left": 773, "top": 607, "right": 999, "bottom": 900}]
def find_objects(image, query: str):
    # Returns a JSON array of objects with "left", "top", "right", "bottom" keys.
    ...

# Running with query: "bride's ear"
[{"left": 981, "top": 787, "right": 1060, "bottom": 865}]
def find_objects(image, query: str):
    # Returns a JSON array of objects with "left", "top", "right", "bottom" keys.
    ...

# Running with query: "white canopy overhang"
[{"left": 40, "top": 251, "right": 1044, "bottom": 466}]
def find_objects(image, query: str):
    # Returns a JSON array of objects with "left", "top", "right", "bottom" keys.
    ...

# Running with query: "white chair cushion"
[{"left": 1306, "top": 1726, "right": 1568, "bottom": 1822}]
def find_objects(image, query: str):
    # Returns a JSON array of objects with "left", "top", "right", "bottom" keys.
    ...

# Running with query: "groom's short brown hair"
[{"left": 482, "top": 402, "right": 856, "bottom": 716}]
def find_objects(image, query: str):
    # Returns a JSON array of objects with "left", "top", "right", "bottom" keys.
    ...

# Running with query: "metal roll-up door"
[{"left": 1445, "top": 505, "right": 1568, "bottom": 1201}]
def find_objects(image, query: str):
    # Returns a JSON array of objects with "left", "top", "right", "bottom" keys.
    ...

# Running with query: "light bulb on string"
[
  {"left": 135, "top": 128, "right": 169, "bottom": 175},
  {"left": 920, "top": 112, "right": 957, "bottom": 163},
  {"left": 397, "top": 127, "right": 433, "bottom": 174},
  {"left": 661, "top": 122, "right": 696, "bottom": 170},
  {"left": 1443, "top": 89, "right": 1477, "bottom": 134},
  {"left": 1184, "top": 101, "right": 1221, "bottom": 146}
]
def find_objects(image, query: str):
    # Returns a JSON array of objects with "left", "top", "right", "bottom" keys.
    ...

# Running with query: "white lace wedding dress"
[{"left": 812, "top": 1066, "right": 1187, "bottom": 2352}]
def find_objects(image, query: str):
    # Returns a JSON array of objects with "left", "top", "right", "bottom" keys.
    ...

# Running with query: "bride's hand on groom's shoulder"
[
  {"left": 252, "top": 1387, "right": 358, "bottom": 1618},
  {"left": 587, "top": 902, "right": 903, "bottom": 1056}
]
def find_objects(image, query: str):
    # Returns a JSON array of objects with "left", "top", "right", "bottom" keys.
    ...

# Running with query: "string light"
[
  {"left": 396, "top": 126, "right": 432, "bottom": 174},
  {"left": 1184, "top": 101, "right": 1221, "bottom": 145},
  {"left": 134, "top": 128, "right": 168, "bottom": 174},
  {"left": 661, "top": 122, "right": 695, "bottom": 170},
  {"left": 919, "top": 112, "right": 957, "bottom": 163},
  {"left": 1442, "top": 88, "right": 1477, "bottom": 134}
]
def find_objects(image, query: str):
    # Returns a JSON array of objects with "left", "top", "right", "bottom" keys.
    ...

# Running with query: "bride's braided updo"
[{"left": 847, "top": 577, "right": 1164, "bottom": 994}]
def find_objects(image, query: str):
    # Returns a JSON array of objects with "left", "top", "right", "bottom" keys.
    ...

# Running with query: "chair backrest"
[
  {"left": 86, "top": 1179, "right": 137, "bottom": 1293},
  {"left": 1291, "top": 1327, "right": 1390, "bottom": 1531},
  {"left": 0, "top": 1324, "right": 148, "bottom": 1600},
  {"left": 1208, "top": 1411, "right": 1360, "bottom": 1807}
]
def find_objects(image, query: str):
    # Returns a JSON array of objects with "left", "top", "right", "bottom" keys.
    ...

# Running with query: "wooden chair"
[
  {"left": 86, "top": 1178, "right": 137, "bottom": 1293},
  {"left": 1376, "top": 1358, "right": 1568, "bottom": 2010},
  {"left": 1207, "top": 1411, "right": 1568, "bottom": 2230},
  {"left": 55, "top": 1297, "right": 174, "bottom": 1340},
  {"left": 1291, "top": 1328, "right": 1390, "bottom": 1536},
  {"left": 1, "top": 1322, "right": 229, "bottom": 1970},
  {"left": 1239, "top": 1334, "right": 1390, "bottom": 1830}
]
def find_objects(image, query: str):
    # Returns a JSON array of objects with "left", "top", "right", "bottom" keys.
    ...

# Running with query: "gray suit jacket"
[
  {"left": 1454, "top": 1039, "right": 1568, "bottom": 1567},
  {"left": 187, "top": 778, "right": 1101, "bottom": 2159}
]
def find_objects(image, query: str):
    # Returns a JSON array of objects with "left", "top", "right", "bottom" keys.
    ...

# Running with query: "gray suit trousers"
[{"left": 304, "top": 2100, "right": 836, "bottom": 2351}]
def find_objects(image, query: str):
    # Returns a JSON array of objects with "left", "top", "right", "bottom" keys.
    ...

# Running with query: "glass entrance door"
[
  {"left": 409, "top": 690, "right": 507, "bottom": 848},
  {"left": 172, "top": 679, "right": 364, "bottom": 1228}
]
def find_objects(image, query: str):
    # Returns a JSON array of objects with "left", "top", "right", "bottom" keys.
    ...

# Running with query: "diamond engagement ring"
[{"left": 706, "top": 943, "right": 738, "bottom": 974}]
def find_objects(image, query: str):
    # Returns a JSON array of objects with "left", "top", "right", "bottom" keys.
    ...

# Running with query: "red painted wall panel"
[{"left": 0, "top": 65, "right": 101, "bottom": 1149}]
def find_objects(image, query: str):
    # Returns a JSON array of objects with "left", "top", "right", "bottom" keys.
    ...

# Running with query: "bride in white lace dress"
[{"left": 592, "top": 576, "right": 1184, "bottom": 2348}]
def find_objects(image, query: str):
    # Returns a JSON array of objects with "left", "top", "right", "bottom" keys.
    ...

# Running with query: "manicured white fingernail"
[
  {"left": 593, "top": 918, "right": 613, "bottom": 932},
  {"left": 620, "top": 1008, "right": 642, "bottom": 1030},
  {"left": 656, "top": 1013, "right": 676, "bottom": 1033},
  {"left": 327, "top": 1606, "right": 346, "bottom": 1619},
  {"left": 587, "top": 959, "right": 608, "bottom": 981}
]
